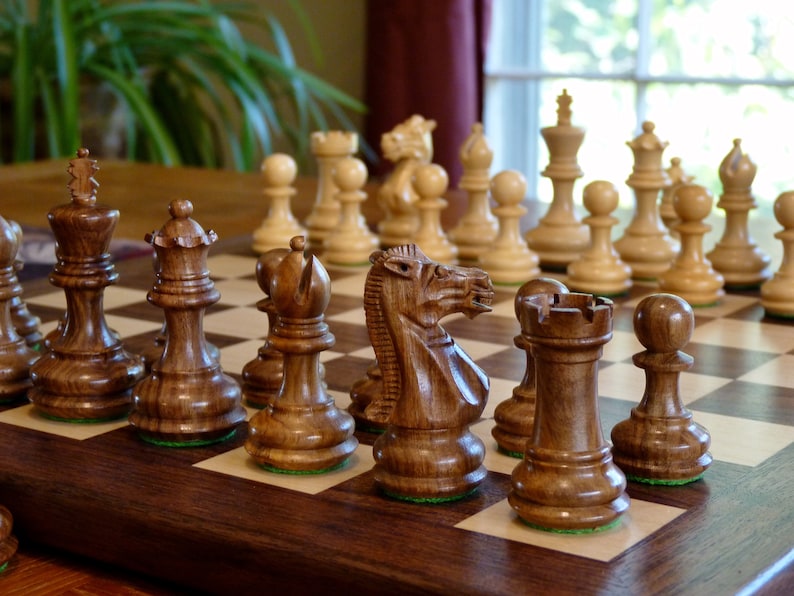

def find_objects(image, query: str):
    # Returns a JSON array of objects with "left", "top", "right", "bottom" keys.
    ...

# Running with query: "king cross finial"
[
  {"left": 67, "top": 147, "right": 99, "bottom": 205},
  {"left": 557, "top": 89, "right": 573, "bottom": 126}
]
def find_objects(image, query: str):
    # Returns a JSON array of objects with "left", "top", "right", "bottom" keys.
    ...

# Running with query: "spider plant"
[{"left": 0, "top": 0, "right": 365, "bottom": 169}]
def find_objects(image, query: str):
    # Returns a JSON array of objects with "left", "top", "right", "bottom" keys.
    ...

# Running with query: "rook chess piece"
[
  {"left": 252, "top": 153, "right": 307, "bottom": 254},
  {"left": 761, "top": 191, "right": 794, "bottom": 318},
  {"left": 411, "top": 163, "right": 458, "bottom": 264},
  {"left": 611, "top": 293, "right": 712, "bottom": 484}
]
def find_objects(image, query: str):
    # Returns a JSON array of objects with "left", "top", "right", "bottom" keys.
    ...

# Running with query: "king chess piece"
[
  {"left": 130, "top": 199, "right": 246, "bottom": 446},
  {"left": 761, "top": 192, "right": 794, "bottom": 318},
  {"left": 29, "top": 148, "right": 145, "bottom": 421},
  {"left": 252, "top": 153, "right": 307, "bottom": 255}
]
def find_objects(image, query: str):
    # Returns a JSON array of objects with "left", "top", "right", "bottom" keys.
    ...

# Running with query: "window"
[{"left": 484, "top": 0, "right": 794, "bottom": 208}]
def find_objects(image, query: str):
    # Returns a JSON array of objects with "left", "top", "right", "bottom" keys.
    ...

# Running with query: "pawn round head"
[
  {"left": 261, "top": 153, "right": 297, "bottom": 187},
  {"left": 773, "top": 191, "right": 794, "bottom": 229},
  {"left": 333, "top": 157, "right": 368, "bottom": 192},
  {"left": 490, "top": 170, "right": 527, "bottom": 207},
  {"left": 412, "top": 163, "right": 449, "bottom": 198},
  {"left": 583, "top": 180, "right": 619, "bottom": 216},
  {"left": 634, "top": 293, "right": 694, "bottom": 353},
  {"left": 673, "top": 184, "right": 713, "bottom": 222}
]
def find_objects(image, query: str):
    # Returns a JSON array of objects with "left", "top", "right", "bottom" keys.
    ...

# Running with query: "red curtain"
[{"left": 364, "top": 0, "right": 491, "bottom": 186}]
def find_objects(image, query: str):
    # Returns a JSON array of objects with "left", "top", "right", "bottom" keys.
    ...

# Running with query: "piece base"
[
  {"left": 258, "top": 459, "right": 349, "bottom": 475},
  {"left": 381, "top": 487, "right": 478, "bottom": 504},
  {"left": 39, "top": 412, "right": 127, "bottom": 424},
  {"left": 139, "top": 429, "right": 237, "bottom": 448},
  {"left": 520, "top": 516, "right": 622, "bottom": 535},
  {"left": 626, "top": 472, "right": 705, "bottom": 486}
]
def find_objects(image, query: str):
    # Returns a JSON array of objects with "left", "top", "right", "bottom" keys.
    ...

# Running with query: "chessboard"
[{"left": 0, "top": 234, "right": 792, "bottom": 595}]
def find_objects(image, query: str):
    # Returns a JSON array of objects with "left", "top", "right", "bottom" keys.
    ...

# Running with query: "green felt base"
[
  {"left": 691, "top": 301, "right": 720, "bottom": 308},
  {"left": 259, "top": 459, "right": 348, "bottom": 475},
  {"left": 39, "top": 412, "right": 126, "bottom": 424},
  {"left": 139, "top": 429, "right": 237, "bottom": 448},
  {"left": 764, "top": 310, "right": 794, "bottom": 320},
  {"left": 0, "top": 561, "right": 7, "bottom": 573},
  {"left": 627, "top": 472, "right": 705, "bottom": 486},
  {"left": 382, "top": 487, "right": 478, "bottom": 504},
  {"left": 521, "top": 516, "right": 622, "bottom": 535},
  {"left": 498, "top": 446, "right": 524, "bottom": 459}
]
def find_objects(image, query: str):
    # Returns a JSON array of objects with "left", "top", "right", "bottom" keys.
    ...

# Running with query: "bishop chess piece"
[
  {"left": 323, "top": 156, "right": 379, "bottom": 266},
  {"left": 509, "top": 292, "right": 629, "bottom": 532},
  {"left": 130, "top": 199, "right": 246, "bottom": 446},
  {"left": 245, "top": 236, "right": 358, "bottom": 473},
  {"left": 448, "top": 123, "right": 498, "bottom": 263},
  {"left": 29, "top": 149, "right": 145, "bottom": 421},
  {"left": 658, "top": 184, "right": 725, "bottom": 307},
  {"left": 611, "top": 293, "right": 712, "bottom": 484},
  {"left": 0, "top": 215, "right": 39, "bottom": 403},
  {"left": 524, "top": 90, "right": 589, "bottom": 270},
  {"left": 566, "top": 181, "right": 632, "bottom": 297},
  {"left": 8, "top": 221, "right": 42, "bottom": 348},
  {"left": 761, "top": 191, "right": 794, "bottom": 318},
  {"left": 305, "top": 130, "right": 358, "bottom": 248},
  {"left": 411, "top": 163, "right": 458, "bottom": 264},
  {"left": 0, "top": 504, "right": 17, "bottom": 572},
  {"left": 659, "top": 157, "right": 693, "bottom": 235},
  {"left": 492, "top": 277, "right": 568, "bottom": 457},
  {"left": 706, "top": 139, "right": 772, "bottom": 289},
  {"left": 252, "top": 153, "right": 307, "bottom": 255},
  {"left": 614, "top": 121, "right": 679, "bottom": 280},
  {"left": 377, "top": 115, "right": 436, "bottom": 247},
  {"left": 479, "top": 170, "right": 541, "bottom": 285}
]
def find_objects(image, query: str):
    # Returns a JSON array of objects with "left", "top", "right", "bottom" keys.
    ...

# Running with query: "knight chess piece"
[
  {"left": 368, "top": 245, "right": 493, "bottom": 501},
  {"left": 8, "top": 220, "right": 43, "bottom": 348},
  {"left": 28, "top": 148, "right": 145, "bottom": 421},
  {"left": 761, "top": 191, "right": 794, "bottom": 318},
  {"left": 130, "top": 199, "right": 246, "bottom": 446},
  {"left": 252, "top": 153, "right": 307, "bottom": 255},
  {"left": 492, "top": 277, "right": 568, "bottom": 457},
  {"left": 411, "top": 163, "right": 458, "bottom": 264},
  {"left": 245, "top": 236, "right": 358, "bottom": 473},
  {"left": 509, "top": 292, "right": 629, "bottom": 532}
]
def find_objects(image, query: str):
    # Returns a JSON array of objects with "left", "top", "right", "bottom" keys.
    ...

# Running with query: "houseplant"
[{"left": 0, "top": 0, "right": 365, "bottom": 170}]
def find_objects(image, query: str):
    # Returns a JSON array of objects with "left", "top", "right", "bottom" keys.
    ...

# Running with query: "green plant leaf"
[{"left": 52, "top": 0, "right": 80, "bottom": 155}]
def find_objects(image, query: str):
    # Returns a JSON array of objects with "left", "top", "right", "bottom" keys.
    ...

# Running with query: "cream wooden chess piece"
[
  {"left": 658, "top": 184, "right": 725, "bottom": 307},
  {"left": 323, "top": 157, "right": 379, "bottom": 266},
  {"left": 525, "top": 90, "right": 589, "bottom": 270},
  {"left": 566, "top": 180, "right": 632, "bottom": 297},
  {"left": 614, "top": 122, "right": 679, "bottom": 279},
  {"left": 761, "top": 191, "right": 794, "bottom": 318},
  {"left": 412, "top": 163, "right": 458, "bottom": 264},
  {"left": 448, "top": 123, "right": 498, "bottom": 263},
  {"left": 252, "top": 153, "right": 307, "bottom": 254},
  {"left": 478, "top": 170, "right": 540, "bottom": 285},
  {"left": 706, "top": 139, "right": 772, "bottom": 289},
  {"left": 659, "top": 157, "right": 694, "bottom": 235}
]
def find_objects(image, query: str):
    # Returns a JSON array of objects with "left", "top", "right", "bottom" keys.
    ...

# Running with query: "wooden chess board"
[{"left": 1, "top": 235, "right": 792, "bottom": 594}]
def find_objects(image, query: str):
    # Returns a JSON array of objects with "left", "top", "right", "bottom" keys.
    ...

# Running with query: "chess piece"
[
  {"left": 0, "top": 215, "right": 39, "bottom": 403},
  {"left": 377, "top": 115, "right": 436, "bottom": 247},
  {"left": 411, "top": 163, "right": 458, "bottom": 264},
  {"left": 448, "top": 123, "right": 498, "bottom": 263},
  {"left": 479, "top": 170, "right": 541, "bottom": 285},
  {"left": 369, "top": 245, "right": 493, "bottom": 501},
  {"left": 8, "top": 220, "right": 43, "bottom": 348},
  {"left": 252, "top": 153, "right": 307, "bottom": 254},
  {"left": 659, "top": 157, "right": 693, "bottom": 234},
  {"left": 658, "top": 184, "right": 725, "bottom": 307},
  {"left": 567, "top": 180, "right": 632, "bottom": 296},
  {"left": 706, "top": 139, "right": 772, "bottom": 289},
  {"left": 614, "top": 121, "right": 679, "bottom": 280},
  {"left": 525, "top": 90, "right": 590, "bottom": 270},
  {"left": 509, "top": 292, "right": 629, "bottom": 532},
  {"left": 29, "top": 149, "right": 145, "bottom": 421},
  {"left": 611, "top": 293, "right": 712, "bottom": 484},
  {"left": 322, "top": 156, "right": 379, "bottom": 266},
  {"left": 761, "top": 191, "right": 794, "bottom": 318},
  {"left": 348, "top": 362, "right": 386, "bottom": 432},
  {"left": 130, "top": 199, "right": 246, "bottom": 446},
  {"left": 305, "top": 130, "right": 358, "bottom": 248},
  {"left": 241, "top": 248, "right": 289, "bottom": 408},
  {"left": 492, "top": 277, "right": 568, "bottom": 457},
  {"left": 245, "top": 236, "right": 358, "bottom": 472},
  {"left": 0, "top": 505, "right": 17, "bottom": 572}
]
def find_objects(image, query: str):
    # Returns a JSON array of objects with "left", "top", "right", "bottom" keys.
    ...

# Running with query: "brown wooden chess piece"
[
  {"left": 509, "top": 292, "right": 629, "bottom": 532},
  {"left": 492, "top": 277, "right": 568, "bottom": 457},
  {"left": 368, "top": 245, "right": 494, "bottom": 502},
  {"left": 8, "top": 220, "right": 43, "bottom": 349},
  {"left": 0, "top": 505, "right": 17, "bottom": 572},
  {"left": 0, "top": 215, "right": 39, "bottom": 403},
  {"left": 29, "top": 149, "right": 145, "bottom": 421},
  {"left": 130, "top": 199, "right": 246, "bottom": 446},
  {"left": 245, "top": 236, "right": 358, "bottom": 472},
  {"left": 348, "top": 362, "right": 386, "bottom": 432},
  {"left": 611, "top": 293, "right": 712, "bottom": 484}
]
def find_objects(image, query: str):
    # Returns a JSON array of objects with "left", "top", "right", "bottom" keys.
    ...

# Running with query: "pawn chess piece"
[
  {"left": 614, "top": 121, "right": 679, "bottom": 280},
  {"left": 525, "top": 89, "right": 589, "bottom": 269},
  {"left": 509, "top": 292, "right": 629, "bottom": 532},
  {"left": 492, "top": 277, "right": 568, "bottom": 457},
  {"left": 0, "top": 505, "right": 17, "bottom": 572},
  {"left": 0, "top": 215, "right": 39, "bottom": 403},
  {"left": 305, "top": 130, "right": 358, "bottom": 248},
  {"left": 611, "top": 293, "right": 712, "bottom": 484},
  {"left": 658, "top": 184, "right": 725, "bottom": 307},
  {"left": 245, "top": 236, "right": 358, "bottom": 473},
  {"left": 348, "top": 362, "right": 386, "bottom": 432},
  {"left": 706, "top": 139, "right": 772, "bottom": 289},
  {"left": 411, "top": 163, "right": 458, "bottom": 264},
  {"left": 8, "top": 221, "right": 43, "bottom": 348},
  {"left": 566, "top": 181, "right": 632, "bottom": 297},
  {"left": 659, "top": 157, "right": 694, "bottom": 234},
  {"left": 29, "top": 148, "right": 145, "bottom": 421},
  {"left": 322, "top": 157, "right": 379, "bottom": 266},
  {"left": 448, "top": 123, "right": 498, "bottom": 263},
  {"left": 761, "top": 191, "right": 794, "bottom": 318},
  {"left": 478, "top": 170, "right": 541, "bottom": 285},
  {"left": 252, "top": 153, "right": 308, "bottom": 254},
  {"left": 130, "top": 199, "right": 246, "bottom": 446}
]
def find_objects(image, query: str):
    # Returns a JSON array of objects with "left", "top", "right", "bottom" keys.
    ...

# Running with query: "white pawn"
[
  {"left": 658, "top": 184, "right": 725, "bottom": 307},
  {"left": 411, "top": 163, "right": 458, "bottom": 264},
  {"left": 761, "top": 191, "right": 794, "bottom": 318},
  {"left": 323, "top": 157, "right": 379, "bottom": 266},
  {"left": 478, "top": 170, "right": 540, "bottom": 285},
  {"left": 252, "top": 154, "right": 307, "bottom": 254},
  {"left": 567, "top": 181, "right": 632, "bottom": 296}
]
